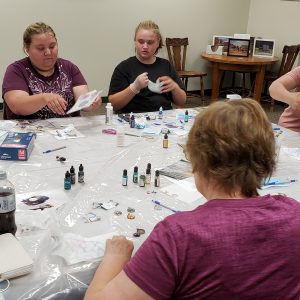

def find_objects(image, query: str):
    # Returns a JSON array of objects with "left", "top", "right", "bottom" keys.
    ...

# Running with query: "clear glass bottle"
[
  {"left": 117, "top": 126, "right": 125, "bottom": 147},
  {"left": 0, "top": 170, "right": 17, "bottom": 235}
]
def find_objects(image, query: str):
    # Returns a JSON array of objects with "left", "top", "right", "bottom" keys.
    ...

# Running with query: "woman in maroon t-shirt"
[{"left": 2, "top": 22, "right": 101, "bottom": 119}]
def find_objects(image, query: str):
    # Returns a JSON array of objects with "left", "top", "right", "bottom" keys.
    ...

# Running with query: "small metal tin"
[{"left": 127, "top": 213, "right": 135, "bottom": 219}]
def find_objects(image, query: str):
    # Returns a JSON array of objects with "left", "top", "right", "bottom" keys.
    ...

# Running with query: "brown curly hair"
[{"left": 186, "top": 99, "right": 276, "bottom": 197}]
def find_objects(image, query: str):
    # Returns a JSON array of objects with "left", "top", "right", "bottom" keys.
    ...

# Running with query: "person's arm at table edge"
[
  {"left": 269, "top": 74, "right": 299, "bottom": 106},
  {"left": 171, "top": 83, "right": 187, "bottom": 107},
  {"left": 3, "top": 90, "right": 65, "bottom": 116},
  {"left": 84, "top": 236, "right": 153, "bottom": 300},
  {"left": 109, "top": 86, "right": 137, "bottom": 111}
]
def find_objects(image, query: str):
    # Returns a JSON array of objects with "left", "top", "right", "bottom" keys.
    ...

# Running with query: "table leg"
[
  {"left": 211, "top": 62, "right": 220, "bottom": 101},
  {"left": 253, "top": 65, "right": 266, "bottom": 102}
]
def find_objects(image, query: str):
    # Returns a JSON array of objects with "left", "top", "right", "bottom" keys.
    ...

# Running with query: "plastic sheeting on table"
[{"left": 1, "top": 112, "right": 300, "bottom": 299}]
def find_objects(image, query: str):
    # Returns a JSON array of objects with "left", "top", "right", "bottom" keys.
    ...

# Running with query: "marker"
[
  {"left": 152, "top": 199, "right": 179, "bottom": 213},
  {"left": 264, "top": 179, "right": 297, "bottom": 186},
  {"left": 43, "top": 146, "right": 67, "bottom": 154}
]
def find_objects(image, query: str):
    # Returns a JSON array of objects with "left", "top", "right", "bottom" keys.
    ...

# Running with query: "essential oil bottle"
[
  {"left": 155, "top": 170, "right": 160, "bottom": 187},
  {"left": 163, "top": 133, "right": 169, "bottom": 148},
  {"left": 133, "top": 166, "right": 139, "bottom": 183},
  {"left": 78, "top": 164, "right": 84, "bottom": 183},
  {"left": 122, "top": 169, "right": 128, "bottom": 186}
]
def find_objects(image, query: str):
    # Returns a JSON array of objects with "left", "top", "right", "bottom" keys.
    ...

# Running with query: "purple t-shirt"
[
  {"left": 2, "top": 57, "right": 87, "bottom": 119},
  {"left": 124, "top": 194, "right": 300, "bottom": 300}
]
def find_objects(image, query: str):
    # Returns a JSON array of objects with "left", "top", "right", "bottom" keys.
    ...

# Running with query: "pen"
[
  {"left": 124, "top": 133, "right": 140, "bottom": 137},
  {"left": 43, "top": 146, "right": 67, "bottom": 154},
  {"left": 152, "top": 199, "right": 179, "bottom": 213},
  {"left": 264, "top": 179, "right": 297, "bottom": 186}
]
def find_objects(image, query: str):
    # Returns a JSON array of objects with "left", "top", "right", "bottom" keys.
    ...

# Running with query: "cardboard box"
[{"left": 0, "top": 132, "right": 36, "bottom": 161}]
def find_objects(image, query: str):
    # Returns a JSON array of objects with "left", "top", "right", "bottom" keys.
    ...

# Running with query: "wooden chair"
[
  {"left": 264, "top": 44, "right": 300, "bottom": 109},
  {"left": 165, "top": 38, "right": 207, "bottom": 98}
]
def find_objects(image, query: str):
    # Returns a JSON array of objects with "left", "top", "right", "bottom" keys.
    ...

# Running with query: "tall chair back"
[
  {"left": 165, "top": 38, "right": 207, "bottom": 98},
  {"left": 166, "top": 38, "right": 188, "bottom": 72},
  {"left": 277, "top": 44, "right": 300, "bottom": 77}
]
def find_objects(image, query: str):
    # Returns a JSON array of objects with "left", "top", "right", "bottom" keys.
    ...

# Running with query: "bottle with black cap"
[
  {"left": 0, "top": 170, "right": 17, "bottom": 235},
  {"left": 133, "top": 166, "right": 139, "bottom": 183},
  {"left": 155, "top": 170, "right": 160, "bottom": 187},
  {"left": 78, "top": 164, "right": 84, "bottom": 183},
  {"left": 163, "top": 133, "right": 169, "bottom": 149},
  {"left": 70, "top": 166, "right": 76, "bottom": 184},
  {"left": 64, "top": 171, "right": 71, "bottom": 190},
  {"left": 122, "top": 169, "right": 128, "bottom": 186}
]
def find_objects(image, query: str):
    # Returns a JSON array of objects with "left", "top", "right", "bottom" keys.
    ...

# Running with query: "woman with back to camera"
[
  {"left": 108, "top": 20, "right": 186, "bottom": 113},
  {"left": 84, "top": 98, "right": 300, "bottom": 300},
  {"left": 2, "top": 22, "right": 101, "bottom": 119}
]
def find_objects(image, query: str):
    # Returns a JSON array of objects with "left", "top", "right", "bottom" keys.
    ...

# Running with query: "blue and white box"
[{"left": 0, "top": 132, "right": 36, "bottom": 161}]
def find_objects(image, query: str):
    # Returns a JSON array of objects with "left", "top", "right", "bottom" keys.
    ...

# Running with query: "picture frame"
[
  {"left": 253, "top": 39, "right": 275, "bottom": 58},
  {"left": 227, "top": 38, "right": 250, "bottom": 57},
  {"left": 212, "top": 35, "right": 232, "bottom": 53}
]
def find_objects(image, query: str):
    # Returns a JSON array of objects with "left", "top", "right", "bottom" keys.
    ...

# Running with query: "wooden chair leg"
[
  {"left": 270, "top": 98, "right": 275, "bottom": 112},
  {"left": 200, "top": 77, "right": 205, "bottom": 98},
  {"left": 242, "top": 73, "right": 246, "bottom": 91},
  {"left": 220, "top": 71, "right": 226, "bottom": 90},
  {"left": 185, "top": 78, "right": 189, "bottom": 90}
]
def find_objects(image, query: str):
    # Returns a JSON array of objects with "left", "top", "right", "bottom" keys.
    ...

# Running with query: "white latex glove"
[
  {"left": 130, "top": 72, "right": 149, "bottom": 94},
  {"left": 148, "top": 79, "right": 163, "bottom": 94}
]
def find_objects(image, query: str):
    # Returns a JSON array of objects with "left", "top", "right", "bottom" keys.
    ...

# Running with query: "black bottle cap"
[
  {"left": 70, "top": 166, "right": 75, "bottom": 173},
  {"left": 147, "top": 163, "right": 151, "bottom": 169},
  {"left": 164, "top": 133, "right": 168, "bottom": 139},
  {"left": 185, "top": 110, "right": 188, "bottom": 114},
  {"left": 146, "top": 168, "right": 151, "bottom": 174},
  {"left": 134, "top": 166, "right": 138, "bottom": 172},
  {"left": 123, "top": 169, "right": 127, "bottom": 176},
  {"left": 65, "top": 171, "right": 71, "bottom": 178},
  {"left": 79, "top": 164, "right": 84, "bottom": 171},
  {"left": 155, "top": 170, "right": 160, "bottom": 176}
]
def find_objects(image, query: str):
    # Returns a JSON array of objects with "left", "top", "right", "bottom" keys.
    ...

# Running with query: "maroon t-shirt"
[
  {"left": 2, "top": 57, "right": 87, "bottom": 119},
  {"left": 124, "top": 194, "right": 300, "bottom": 300}
]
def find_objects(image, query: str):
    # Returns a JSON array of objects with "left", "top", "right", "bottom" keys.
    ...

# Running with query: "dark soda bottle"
[{"left": 0, "top": 170, "right": 17, "bottom": 235}]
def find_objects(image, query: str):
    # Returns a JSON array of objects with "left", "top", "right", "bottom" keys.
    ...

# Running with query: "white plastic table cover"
[{"left": 0, "top": 109, "right": 299, "bottom": 300}]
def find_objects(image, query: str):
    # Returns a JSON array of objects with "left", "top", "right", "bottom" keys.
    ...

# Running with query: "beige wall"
[
  {"left": 247, "top": 0, "right": 300, "bottom": 68},
  {"left": 0, "top": 0, "right": 250, "bottom": 97}
]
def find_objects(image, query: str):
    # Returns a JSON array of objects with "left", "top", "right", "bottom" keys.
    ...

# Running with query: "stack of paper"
[{"left": 0, "top": 233, "right": 33, "bottom": 280}]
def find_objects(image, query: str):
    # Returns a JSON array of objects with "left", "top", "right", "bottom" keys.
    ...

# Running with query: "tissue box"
[
  {"left": 0, "top": 132, "right": 35, "bottom": 161},
  {"left": 206, "top": 45, "right": 224, "bottom": 55}
]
